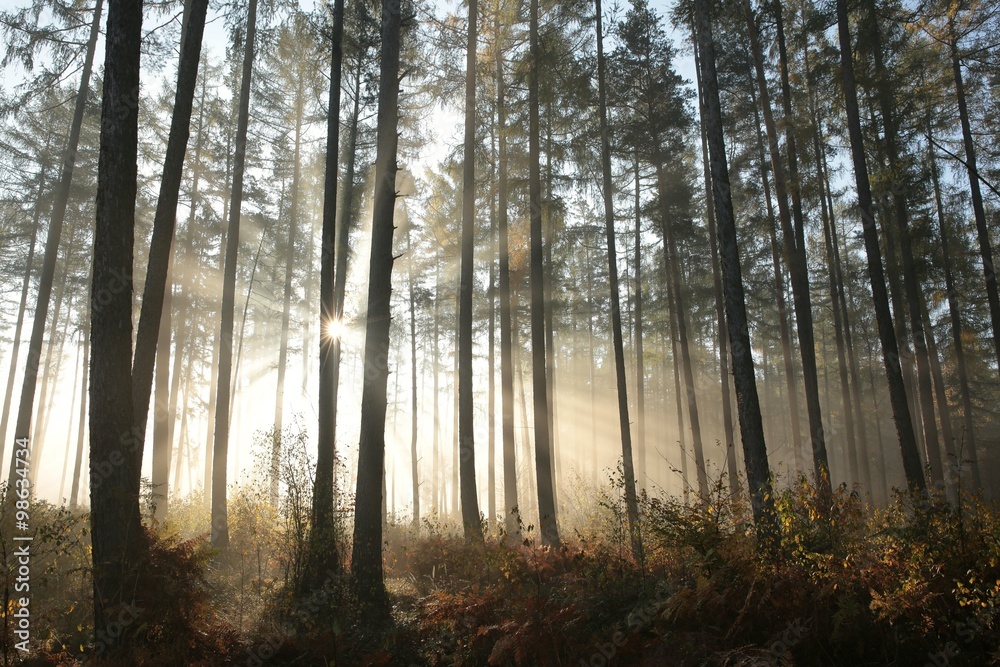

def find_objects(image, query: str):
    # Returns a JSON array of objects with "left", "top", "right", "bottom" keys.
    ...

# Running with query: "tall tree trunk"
[
  {"left": 59, "top": 331, "right": 84, "bottom": 502},
  {"left": 433, "top": 253, "right": 441, "bottom": 516},
  {"left": 151, "top": 256, "right": 173, "bottom": 520},
  {"left": 528, "top": 0, "right": 558, "bottom": 547},
  {"left": 743, "top": 0, "right": 829, "bottom": 495},
  {"left": 70, "top": 313, "right": 89, "bottom": 511},
  {"left": 274, "top": 72, "right": 306, "bottom": 505},
  {"left": 666, "top": 272, "right": 690, "bottom": 504},
  {"left": 866, "top": 5, "right": 944, "bottom": 486},
  {"left": 809, "top": 67, "right": 875, "bottom": 495},
  {"left": 212, "top": 0, "right": 258, "bottom": 548},
  {"left": 596, "top": 0, "right": 641, "bottom": 561},
  {"left": 656, "top": 162, "right": 708, "bottom": 498},
  {"left": 694, "top": 0, "right": 776, "bottom": 539},
  {"left": 835, "top": 0, "right": 925, "bottom": 493},
  {"left": 948, "top": 13, "right": 1000, "bottom": 376},
  {"left": 693, "top": 33, "right": 737, "bottom": 492},
  {"left": 24, "top": 238, "right": 73, "bottom": 488},
  {"left": 487, "top": 133, "right": 497, "bottom": 530},
  {"left": 408, "top": 223, "right": 420, "bottom": 527},
  {"left": 632, "top": 156, "right": 648, "bottom": 488},
  {"left": 496, "top": 44, "right": 519, "bottom": 538},
  {"left": 131, "top": 0, "right": 208, "bottom": 442},
  {"left": 89, "top": 0, "right": 142, "bottom": 643},
  {"left": 0, "top": 170, "right": 44, "bottom": 464},
  {"left": 458, "top": 0, "right": 483, "bottom": 541},
  {"left": 9, "top": 0, "right": 102, "bottom": 501},
  {"left": 351, "top": 0, "right": 401, "bottom": 605},
  {"left": 747, "top": 77, "right": 804, "bottom": 476},
  {"left": 929, "top": 135, "right": 980, "bottom": 488}
]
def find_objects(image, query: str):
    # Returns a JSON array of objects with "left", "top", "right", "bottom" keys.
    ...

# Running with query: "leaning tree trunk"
[
  {"left": 835, "top": 0, "right": 924, "bottom": 494},
  {"left": 949, "top": 14, "right": 1000, "bottom": 377},
  {"left": 748, "top": 77, "right": 805, "bottom": 476},
  {"left": 655, "top": 162, "right": 708, "bottom": 498},
  {"left": 458, "top": 0, "right": 484, "bottom": 542},
  {"left": 743, "top": 0, "right": 829, "bottom": 496},
  {"left": 694, "top": 0, "right": 776, "bottom": 541},
  {"left": 211, "top": 0, "right": 258, "bottom": 548},
  {"left": 867, "top": 6, "right": 944, "bottom": 485},
  {"left": 596, "top": 0, "right": 642, "bottom": 562},
  {"left": 693, "top": 33, "right": 738, "bottom": 492},
  {"left": 8, "top": 0, "right": 102, "bottom": 503},
  {"left": 351, "top": 0, "right": 402, "bottom": 606},
  {"left": 527, "top": 0, "right": 558, "bottom": 548},
  {"left": 89, "top": 0, "right": 143, "bottom": 645},
  {"left": 131, "top": 0, "right": 208, "bottom": 443},
  {"left": 929, "top": 133, "right": 980, "bottom": 488}
]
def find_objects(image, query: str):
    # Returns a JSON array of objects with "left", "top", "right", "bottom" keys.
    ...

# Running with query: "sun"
[{"left": 323, "top": 318, "right": 345, "bottom": 341}]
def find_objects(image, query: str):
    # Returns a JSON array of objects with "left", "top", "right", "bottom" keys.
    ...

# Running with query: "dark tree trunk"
[
  {"left": 212, "top": 0, "right": 257, "bottom": 548},
  {"left": 666, "top": 270, "right": 690, "bottom": 504},
  {"left": 747, "top": 77, "right": 804, "bottom": 476},
  {"left": 693, "top": 33, "right": 737, "bottom": 493},
  {"left": 835, "top": 0, "right": 925, "bottom": 494},
  {"left": 151, "top": 253, "right": 173, "bottom": 520},
  {"left": 496, "top": 45, "right": 519, "bottom": 538},
  {"left": 743, "top": 0, "right": 829, "bottom": 495},
  {"left": 528, "top": 0, "right": 558, "bottom": 547},
  {"left": 694, "top": 0, "right": 776, "bottom": 540},
  {"left": 949, "top": 16, "right": 1000, "bottom": 377},
  {"left": 131, "top": 0, "right": 208, "bottom": 441},
  {"left": 351, "top": 0, "right": 402, "bottom": 605},
  {"left": 458, "top": 0, "right": 483, "bottom": 541},
  {"left": 89, "top": 0, "right": 143, "bottom": 643},
  {"left": 929, "top": 136, "right": 980, "bottom": 488},
  {"left": 656, "top": 163, "right": 708, "bottom": 498},
  {"left": 596, "top": 0, "right": 641, "bottom": 561}
]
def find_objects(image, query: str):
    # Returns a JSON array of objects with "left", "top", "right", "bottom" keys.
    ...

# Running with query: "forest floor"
[{"left": 3, "top": 476, "right": 1000, "bottom": 666}]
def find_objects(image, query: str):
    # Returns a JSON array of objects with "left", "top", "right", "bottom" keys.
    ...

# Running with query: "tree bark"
[
  {"left": 89, "top": 0, "right": 143, "bottom": 642},
  {"left": 496, "top": 44, "right": 519, "bottom": 538},
  {"left": 131, "top": 0, "right": 208, "bottom": 442},
  {"left": 351, "top": 0, "right": 401, "bottom": 605},
  {"left": 929, "top": 135, "right": 980, "bottom": 488},
  {"left": 596, "top": 0, "right": 641, "bottom": 561},
  {"left": 694, "top": 0, "right": 775, "bottom": 539},
  {"left": 948, "top": 13, "right": 1000, "bottom": 377},
  {"left": 528, "top": 0, "right": 558, "bottom": 547},
  {"left": 212, "top": 0, "right": 257, "bottom": 548},
  {"left": 693, "top": 33, "right": 738, "bottom": 493},
  {"left": 458, "top": 0, "right": 483, "bottom": 541},
  {"left": 743, "top": 0, "right": 829, "bottom": 495},
  {"left": 835, "top": 0, "right": 925, "bottom": 494}
]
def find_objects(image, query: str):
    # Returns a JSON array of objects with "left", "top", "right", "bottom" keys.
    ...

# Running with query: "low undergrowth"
[{"left": 2, "top": 472, "right": 998, "bottom": 666}]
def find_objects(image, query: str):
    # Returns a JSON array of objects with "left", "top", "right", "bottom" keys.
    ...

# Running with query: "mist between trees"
[{"left": 0, "top": 0, "right": 999, "bottom": 660}]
